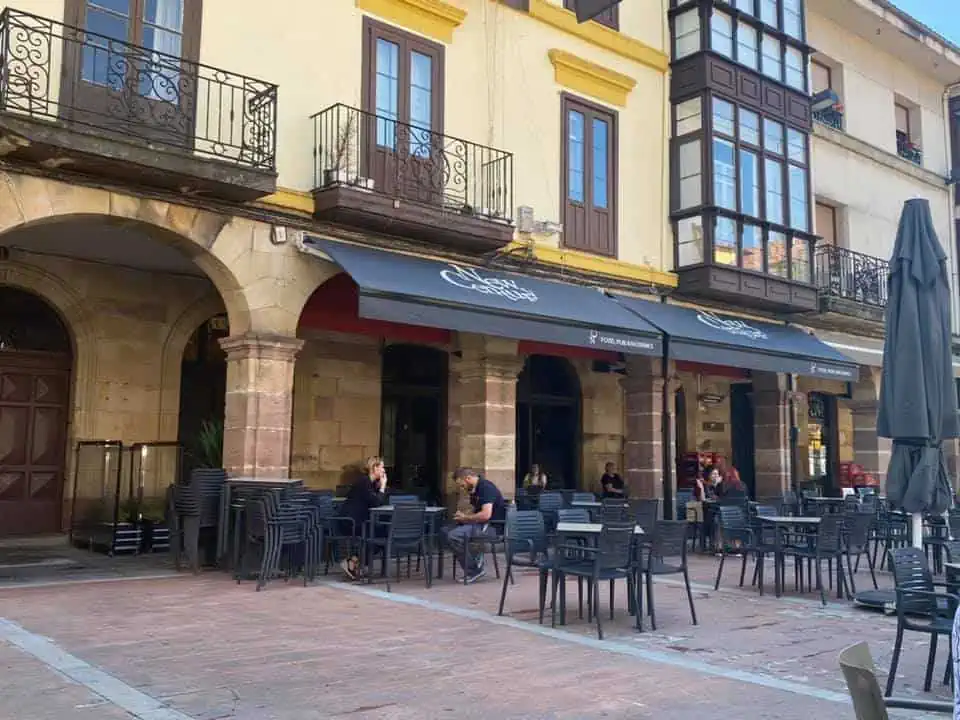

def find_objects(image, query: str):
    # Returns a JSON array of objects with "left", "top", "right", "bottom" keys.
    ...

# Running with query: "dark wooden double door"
[{"left": 0, "top": 353, "right": 70, "bottom": 536}]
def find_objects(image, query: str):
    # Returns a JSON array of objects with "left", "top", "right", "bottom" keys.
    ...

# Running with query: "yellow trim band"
[
  {"left": 516, "top": 0, "right": 668, "bottom": 73},
  {"left": 548, "top": 49, "right": 636, "bottom": 107},
  {"left": 255, "top": 187, "right": 314, "bottom": 214},
  {"left": 356, "top": 0, "right": 466, "bottom": 43},
  {"left": 509, "top": 240, "right": 678, "bottom": 288}
]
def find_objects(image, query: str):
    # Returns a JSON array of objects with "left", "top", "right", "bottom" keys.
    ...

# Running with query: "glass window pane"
[
  {"left": 895, "top": 104, "right": 910, "bottom": 135},
  {"left": 789, "top": 165, "right": 808, "bottom": 231},
  {"left": 714, "top": 217, "right": 737, "bottom": 266},
  {"left": 676, "top": 97, "right": 702, "bottom": 136},
  {"left": 713, "top": 97, "right": 735, "bottom": 136},
  {"left": 791, "top": 236, "right": 811, "bottom": 282},
  {"left": 762, "top": 35, "right": 782, "bottom": 81},
  {"left": 740, "top": 149, "right": 760, "bottom": 217},
  {"left": 82, "top": 3, "right": 131, "bottom": 88},
  {"left": 760, "top": 0, "right": 777, "bottom": 27},
  {"left": 409, "top": 51, "right": 433, "bottom": 157},
  {"left": 568, "top": 110, "right": 585, "bottom": 203},
  {"left": 713, "top": 138, "right": 736, "bottom": 211},
  {"left": 768, "top": 231, "right": 788, "bottom": 277},
  {"left": 811, "top": 61, "right": 831, "bottom": 92},
  {"left": 785, "top": 47, "right": 805, "bottom": 91},
  {"left": 679, "top": 140, "right": 702, "bottom": 209},
  {"left": 375, "top": 39, "right": 400, "bottom": 149},
  {"left": 143, "top": 0, "right": 183, "bottom": 30},
  {"left": 787, "top": 129, "right": 805, "bottom": 163},
  {"left": 737, "top": 22, "right": 758, "bottom": 70},
  {"left": 711, "top": 10, "right": 733, "bottom": 58},
  {"left": 677, "top": 217, "right": 705, "bottom": 267},
  {"left": 736, "top": 0, "right": 754, "bottom": 15},
  {"left": 784, "top": 0, "right": 802, "bottom": 39},
  {"left": 742, "top": 224, "right": 763, "bottom": 271},
  {"left": 816, "top": 202, "right": 837, "bottom": 245},
  {"left": 740, "top": 108, "right": 760, "bottom": 145},
  {"left": 764, "top": 158, "right": 784, "bottom": 224},
  {"left": 593, "top": 118, "right": 609, "bottom": 209},
  {"left": 675, "top": 10, "right": 701, "bottom": 59},
  {"left": 764, "top": 118, "right": 783, "bottom": 154}
]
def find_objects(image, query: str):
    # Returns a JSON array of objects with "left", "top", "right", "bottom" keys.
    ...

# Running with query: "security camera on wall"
[{"left": 570, "top": 0, "right": 622, "bottom": 23}]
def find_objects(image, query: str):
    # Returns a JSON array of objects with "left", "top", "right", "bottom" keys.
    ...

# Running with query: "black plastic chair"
[
  {"left": 599, "top": 499, "right": 630, "bottom": 523},
  {"left": 550, "top": 520, "right": 636, "bottom": 640},
  {"left": 783, "top": 514, "right": 847, "bottom": 605},
  {"left": 498, "top": 511, "right": 551, "bottom": 618},
  {"left": 844, "top": 511, "right": 878, "bottom": 594},
  {"left": 571, "top": 492, "right": 596, "bottom": 505},
  {"left": 365, "top": 503, "right": 429, "bottom": 592},
  {"left": 885, "top": 547, "right": 958, "bottom": 696},
  {"left": 840, "top": 642, "right": 952, "bottom": 718},
  {"left": 538, "top": 492, "right": 564, "bottom": 533},
  {"left": 714, "top": 505, "right": 755, "bottom": 590},
  {"left": 643, "top": 520, "right": 697, "bottom": 630}
]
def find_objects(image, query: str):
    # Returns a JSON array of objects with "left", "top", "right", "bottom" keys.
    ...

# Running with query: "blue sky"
[{"left": 891, "top": 0, "right": 960, "bottom": 46}]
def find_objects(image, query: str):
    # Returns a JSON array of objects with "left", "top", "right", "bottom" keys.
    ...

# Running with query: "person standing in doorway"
[
  {"left": 523, "top": 463, "right": 548, "bottom": 493},
  {"left": 600, "top": 462, "right": 626, "bottom": 499},
  {"left": 444, "top": 467, "right": 506, "bottom": 584}
]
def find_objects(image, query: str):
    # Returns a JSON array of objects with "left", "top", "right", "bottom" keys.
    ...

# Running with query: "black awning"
[
  {"left": 303, "top": 237, "right": 662, "bottom": 356},
  {"left": 612, "top": 295, "right": 859, "bottom": 380}
]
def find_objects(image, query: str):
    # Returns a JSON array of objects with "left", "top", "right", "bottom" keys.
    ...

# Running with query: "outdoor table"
[
  {"left": 556, "top": 521, "right": 644, "bottom": 534},
  {"left": 366, "top": 505, "right": 448, "bottom": 580},
  {"left": 570, "top": 501, "right": 602, "bottom": 508},
  {"left": 216, "top": 476, "right": 304, "bottom": 567}
]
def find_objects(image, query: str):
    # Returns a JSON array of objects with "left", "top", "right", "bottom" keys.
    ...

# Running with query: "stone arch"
[
  {"left": 0, "top": 173, "right": 253, "bottom": 333},
  {"left": 156, "top": 292, "right": 228, "bottom": 441}
]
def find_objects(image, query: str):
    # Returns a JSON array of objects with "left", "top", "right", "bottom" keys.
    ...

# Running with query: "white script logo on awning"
[
  {"left": 696, "top": 311, "right": 767, "bottom": 340},
  {"left": 440, "top": 264, "right": 538, "bottom": 302}
]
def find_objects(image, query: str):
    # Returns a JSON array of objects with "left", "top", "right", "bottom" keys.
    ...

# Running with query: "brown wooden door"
[
  {"left": 0, "top": 353, "right": 70, "bottom": 536},
  {"left": 61, "top": 0, "right": 202, "bottom": 147},
  {"left": 361, "top": 18, "right": 444, "bottom": 206}
]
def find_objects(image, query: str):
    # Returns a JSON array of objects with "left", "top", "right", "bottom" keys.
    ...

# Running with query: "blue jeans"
[{"left": 444, "top": 523, "right": 493, "bottom": 574}]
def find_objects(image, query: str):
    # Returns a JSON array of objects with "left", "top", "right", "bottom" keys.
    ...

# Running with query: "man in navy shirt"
[{"left": 444, "top": 467, "right": 506, "bottom": 583}]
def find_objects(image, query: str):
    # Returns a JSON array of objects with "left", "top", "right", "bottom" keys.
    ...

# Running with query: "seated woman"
[
  {"left": 522, "top": 463, "right": 548, "bottom": 494},
  {"left": 338, "top": 456, "right": 387, "bottom": 580}
]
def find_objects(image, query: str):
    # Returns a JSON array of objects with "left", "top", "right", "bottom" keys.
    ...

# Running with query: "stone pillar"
[
  {"left": 850, "top": 399, "right": 891, "bottom": 492},
  {"left": 623, "top": 356, "right": 673, "bottom": 501},
  {"left": 220, "top": 332, "right": 303, "bottom": 478},
  {"left": 453, "top": 335, "right": 523, "bottom": 500},
  {"left": 578, "top": 361, "right": 625, "bottom": 492},
  {"left": 752, "top": 371, "right": 790, "bottom": 500}
]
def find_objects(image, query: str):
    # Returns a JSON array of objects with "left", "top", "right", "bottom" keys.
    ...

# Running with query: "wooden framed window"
[
  {"left": 895, "top": 102, "right": 911, "bottom": 140},
  {"left": 563, "top": 0, "right": 618, "bottom": 31},
  {"left": 811, "top": 60, "right": 831, "bottom": 93},
  {"left": 561, "top": 94, "right": 617, "bottom": 256},
  {"left": 815, "top": 202, "right": 837, "bottom": 246}
]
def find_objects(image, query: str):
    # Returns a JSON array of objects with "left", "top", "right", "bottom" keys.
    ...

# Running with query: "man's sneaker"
[
  {"left": 465, "top": 568, "right": 486, "bottom": 584},
  {"left": 340, "top": 559, "right": 357, "bottom": 581}
]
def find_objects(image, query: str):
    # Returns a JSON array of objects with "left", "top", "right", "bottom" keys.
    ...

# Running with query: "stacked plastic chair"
[{"left": 167, "top": 468, "right": 226, "bottom": 573}]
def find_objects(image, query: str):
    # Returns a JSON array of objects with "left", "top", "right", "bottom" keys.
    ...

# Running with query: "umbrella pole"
[{"left": 912, "top": 513, "right": 923, "bottom": 549}]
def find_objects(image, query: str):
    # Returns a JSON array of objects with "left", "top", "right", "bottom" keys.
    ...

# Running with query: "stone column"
[
  {"left": 622, "top": 356, "right": 672, "bottom": 500},
  {"left": 453, "top": 335, "right": 523, "bottom": 500},
  {"left": 220, "top": 332, "right": 303, "bottom": 478},
  {"left": 752, "top": 371, "right": 791, "bottom": 499},
  {"left": 850, "top": 399, "right": 891, "bottom": 491}
]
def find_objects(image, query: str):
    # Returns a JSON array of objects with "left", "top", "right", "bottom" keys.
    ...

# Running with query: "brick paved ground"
[{"left": 0, "top": 547, "right": 952, "bottom": 719}]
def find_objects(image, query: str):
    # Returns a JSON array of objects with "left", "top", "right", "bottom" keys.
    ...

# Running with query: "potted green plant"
[{"left": 191, "top": 418, "right": 224, "bottom": 469}]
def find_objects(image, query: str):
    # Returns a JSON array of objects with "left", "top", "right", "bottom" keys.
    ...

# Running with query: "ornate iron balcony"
[
  {"left": 896, "top": 134, "right": 922, "bottom": 166},
  {"left": 814, "top": 245, "right": 889, "bottom": 308},
  {"left": 0, "top": 8, "right": 277, "bottom": 171},
  {"left": 312, "top": 103, "right": 514, "bottom": 223},
  {"left": 813, "top": 107, "right": 844, "bottom": 131}
]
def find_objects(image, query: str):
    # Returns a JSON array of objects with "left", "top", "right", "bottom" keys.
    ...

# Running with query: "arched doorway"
[
  {"left": 516, "top": 355, "right": 581, "bottom": 490},
  {"left": 178, "top": 315, "right": 229, "bottom": 472},
  {"left": 0, "top": 287, "right": 72, "bottom": 535},
  {"left": 380, "top": 344, "right": 447, "bottom": 504}
]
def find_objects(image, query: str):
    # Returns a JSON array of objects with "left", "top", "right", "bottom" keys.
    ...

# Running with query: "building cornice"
[
  {"left": 548, "top": 49, "right": 636, "bottom": 107},
  {"left": 355, "top": 0, "right": 466, "bottom": 43}
]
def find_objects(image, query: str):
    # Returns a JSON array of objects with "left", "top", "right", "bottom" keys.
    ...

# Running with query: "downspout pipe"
[
  {"left": 661, "top": 335, "right": 673, "bottom": 520},
  {"left": 787, "top": 372, "right": 799, "bottom": 495}
]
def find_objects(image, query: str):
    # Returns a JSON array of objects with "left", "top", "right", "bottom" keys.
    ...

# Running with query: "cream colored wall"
[
  {"left": 807, "top": 10, "right": 951, "bottom": 173},
  {"left": 198, "top": 0, "right": 670, "bottom": 270}
]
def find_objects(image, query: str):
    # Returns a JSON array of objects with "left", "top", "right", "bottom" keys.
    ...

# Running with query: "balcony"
[
  {"left": 813, "top": 107, "right": 844, "bottom": 131},
  {"left": 311, "top": 104, "right": 514, "bottom": 254},
  {"left": 0, "top": 9, "right": 278, "bottom": 202},
  {"left": 896, "top": 133, "right": 922, "bottom": 166},
  {"left": 814, "top": 245, "right": 888, "bottom": 323}
]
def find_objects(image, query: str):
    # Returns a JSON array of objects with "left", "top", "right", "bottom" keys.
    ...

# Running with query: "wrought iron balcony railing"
[
  {"left": 814, "top": 245, "right": 889, "bottom": 308},
  {"left": 896, "top": 133, "right": 922, "bottom": 166},
  {"left": 813, "top": 107, "right": 844, "bottom": 131},
  {"left": 312, "top": 103, "right": 514, "bottom": 223},
  {"left": 0, "top": 8, "right": 277, "bottom": 171}
]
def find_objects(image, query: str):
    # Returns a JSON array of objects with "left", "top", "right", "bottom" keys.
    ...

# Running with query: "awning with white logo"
[
  {"left": 611, "top": 295, "right": 859, "bottom": 380},
  {"left": 301, "top": 237, "right": 662, "bottom": 356}
]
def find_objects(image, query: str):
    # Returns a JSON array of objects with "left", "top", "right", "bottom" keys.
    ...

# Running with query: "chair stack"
[{"left": 168, "top": 468, "right": 226, "bottom": 573}]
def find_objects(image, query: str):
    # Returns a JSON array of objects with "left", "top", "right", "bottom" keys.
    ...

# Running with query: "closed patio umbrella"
[{"left": 877, "top": 199, "right": 960, "bottom": 547}]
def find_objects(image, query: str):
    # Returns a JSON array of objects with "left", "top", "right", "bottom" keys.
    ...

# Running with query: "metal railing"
[
  {"left": 0, "top": 8, "right": 277, "bottom": 170},
  {"left": 896, "top": 133, "right": 922, "bottom": 166},
  {"left": 813, "top": 107, "right": 844, "bottom": 131},
  {"left": 814, "top": 245, "right": 889, "bottom": 308},
  {"left": 312, "top": 103, "right": 514, "bottom": 223}
]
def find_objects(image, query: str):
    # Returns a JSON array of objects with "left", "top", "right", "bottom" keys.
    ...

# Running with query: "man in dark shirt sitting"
[
  {"left": 444, "top": 467, "right": 506, "bottom": 584},
  {"left": 600, "top": 462, "right": 627, "bottom": 499}
]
